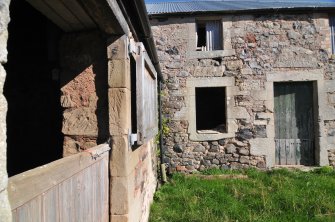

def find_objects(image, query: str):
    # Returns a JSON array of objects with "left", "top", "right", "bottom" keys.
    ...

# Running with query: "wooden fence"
[{"left": 8, "top": 144, "right": 110, "bottom": 222}]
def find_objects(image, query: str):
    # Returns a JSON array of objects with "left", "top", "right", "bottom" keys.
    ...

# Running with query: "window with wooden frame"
[
  {"left": 196, "top": 20, "right": 222, "bottom": 51},
  {"left": 130, "top": 43, "right": 158, "bottom": 146}
]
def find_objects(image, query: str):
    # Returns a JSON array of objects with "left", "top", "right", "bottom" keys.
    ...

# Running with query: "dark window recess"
[
  {"left": 195, "top": 87, "right": 226, "bottom": 132},
  {"left": 131, "top": 56, "right": 137, "bottom": 134},
  {"left": 197, "top": 23, "right": 206, "bottom": 49}
]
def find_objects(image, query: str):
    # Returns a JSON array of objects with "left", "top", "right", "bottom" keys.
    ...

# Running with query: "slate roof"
[{"left": 146, "top": 0, "right": 335, "bottom": 15}]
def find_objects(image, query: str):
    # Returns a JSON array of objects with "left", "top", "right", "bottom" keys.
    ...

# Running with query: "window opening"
[
  {"left": 196, "top": 20, "right": 222, "bottom": 51},
  {"left": 195, "top": 87, "right": 226, "bottom": 132}
]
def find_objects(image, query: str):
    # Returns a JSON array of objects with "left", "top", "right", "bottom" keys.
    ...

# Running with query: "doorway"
[{"left": 274, "top": 81, "right": 315, "bottom": 165}]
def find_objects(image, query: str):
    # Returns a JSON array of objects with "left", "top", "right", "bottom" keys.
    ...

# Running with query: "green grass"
[{"left": 149, "top": 167, "right": 335, "bottom": 222}]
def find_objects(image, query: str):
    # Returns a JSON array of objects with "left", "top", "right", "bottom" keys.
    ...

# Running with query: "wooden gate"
[
  {"left": 274, "top": 82, "right": 315, "bottom": 165},
  {"left": 8, "top": 144, "right": 110, "bottom": 222}
]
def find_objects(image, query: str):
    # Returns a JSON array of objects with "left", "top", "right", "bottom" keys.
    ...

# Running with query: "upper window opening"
[
  {"left": 196, "top": 20, "right": 222, "bottom": 51},
  {"left": 195, "top": 87, "right": 226, "bottom": 133}
]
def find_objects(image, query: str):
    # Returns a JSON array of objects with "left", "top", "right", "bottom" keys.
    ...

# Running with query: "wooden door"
[{"left": 274, "top": 82, "right": 315, "bottom": 165}]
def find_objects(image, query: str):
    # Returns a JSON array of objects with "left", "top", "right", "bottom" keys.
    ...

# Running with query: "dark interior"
[
  {"left": 4, "top": 0, "right": 63, "bottom": 176},
  {"left": 131, "top": 56, "right": 137, "bottom": 134},
  {"left": 196, "top": 87, "right": 226, "bottom": 131},
  {"left": 197, "top": 23, "right": 206, "bottom": 49}
]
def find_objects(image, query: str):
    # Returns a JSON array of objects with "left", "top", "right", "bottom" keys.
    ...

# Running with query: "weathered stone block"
[
  {"left": 256, "top": 112, "right": 272, "bottom": 120},
  {"left": 231, "top": 107, "right": 250, "bottom": 119},
  {"left": 240, "top": 156, "right": 250, "bottom": 164},
  {"left": 108, "top": 59, "right": 130, "bottom": 89},
  {"left": 257, "top": 161, "right": 266, "bottom": 168},
  {"left": 110, "top": 215, "right": 129, "bottom": 222},
  {"left": 254, "top": 125, "right": 267, "bottom": 138},
  {"left": 274, "top": 47, "right": 318, "bottom": 68},
  {"left": 241, "top": 67, "right": 253, "bottom": 75},
  {"left": 61, "top": 66, "right": 98, "bottom": 108},
  {"left": 62, "top": 107, "right": 98, "bottom": 136},
  {"left": 110, "top": 176, "right": 130, "bottom": 215},
  {"left": 287, "top": 30, "right": 301, "bottom": 40},
  {"left": 237, "top": 129, "right": 253, "bottom": 140},
  {"left": 193, "top": 144, "right": 205, "bottom": 153},
  {"left": 239, "top": 148, "right": 249, "bottom": 156},
  {"left": 328, "top": 93, "right": 335, "bottom": 104},
  {"left": 226, "top": 60, "right": 243, "bottom": 71},
  {"left": 107, "top": 35, "right": 128, "bottom": 60},
  {"left": 173, "top": 144, "right": 183, "bottom": 153},
  {"left": 324, "top": 80, "right": 335, "bottom": 92},
  {"left": 109, "top": 88, "right": 131, "bottom": 136},
  {"left": 327, "top": 128, "right": 335, "bottom": 137},
  {"left": 251, "top": 90, "right": 268, "bottom": 101},
  {"left": 110, "top": 136, "right": 130, "bottom": 177},
  {"left": 0, "top": 66, "right": 5, "bottom": 94},
  {"left": 63, "top": 136, "right": 97, "bottom": 157},
  {"left": 254, "top": 120, "right": 268, "bottom": 126},
  {"left": 209, "top": 144, "right": 220, "bottom": 152},
  {"left": 249, "top": 138, "right": 275, "bottom": 167},
  {"left": 230, "top": 162, "right": 242, "bottom": 169},
  {"left": 226, "top": 144, "right": 236, "bottom": 154},
  {"left": 0, "top": 30, "right": 8, "bottom": 64}
]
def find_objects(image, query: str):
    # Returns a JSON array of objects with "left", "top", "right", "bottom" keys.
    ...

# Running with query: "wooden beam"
[
  {"left": 60, "top": 0, "right": 96, "bottom": 29},
  {"left": 42, "top": 0, "right": 86, "bottom": 31},
  {"left": 78, "top": 0, "right": 129, "bottom": 35},
  {"left": 27, "top": 0, "right": 72, "bottom": 31}
]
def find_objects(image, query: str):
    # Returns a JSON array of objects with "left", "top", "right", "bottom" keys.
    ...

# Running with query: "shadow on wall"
[
  {"left": 59, "top": 31, "right": 109, "bottom": 156},
  {"left": 4, "top": 0, "right": 112, "bottom": 176}
]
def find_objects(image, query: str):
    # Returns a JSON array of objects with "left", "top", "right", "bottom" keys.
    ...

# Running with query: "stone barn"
[
  {"left": 147, "top": 0, "right": 335, "bottom": 172},
  {"left": 0, "top": 0, "right": 161, "bottom": 221}
]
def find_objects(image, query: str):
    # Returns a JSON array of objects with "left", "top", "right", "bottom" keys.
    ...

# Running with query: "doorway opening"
[{"left": 274, "top": 81, "right": 315, "bottom": 166}]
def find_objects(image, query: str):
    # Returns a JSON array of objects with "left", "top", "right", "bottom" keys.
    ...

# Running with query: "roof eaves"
[{"left": 148, "top": 6, "right": 335, "bottom": 16}]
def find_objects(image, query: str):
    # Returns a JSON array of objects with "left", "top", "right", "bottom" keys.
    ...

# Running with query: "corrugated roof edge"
[
  {"left": 146, "top": 2, "right": 335, "bottom": 16},
  {"left": 147, "top": 7, "right": 335, "bottom": 16}
]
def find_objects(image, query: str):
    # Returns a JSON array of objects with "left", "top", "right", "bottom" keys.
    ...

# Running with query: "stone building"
[
  {"left": 147, "top": 1, "right": 335, "bottom": 172},
  {"left": 0, "top": 0, "right": 161, "bottom": 221}
]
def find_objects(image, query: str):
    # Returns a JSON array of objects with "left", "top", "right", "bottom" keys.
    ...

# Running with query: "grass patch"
[{"left": 149, "top": 168, "right": 335, "bottom": 222}]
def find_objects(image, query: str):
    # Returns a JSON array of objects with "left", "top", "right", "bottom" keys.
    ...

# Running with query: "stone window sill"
[
  {"left": 197, "top": 130, "right": 225, "bottom": 134},
  {"left": 187, "top": 49, "right": 235, "bottom": 59},
  {"left": 189, "top": 132, "right": 235, "bottom": 141}
]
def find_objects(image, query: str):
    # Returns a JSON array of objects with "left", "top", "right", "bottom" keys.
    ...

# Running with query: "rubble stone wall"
[
  {"left": 151, "top": 13, "right": 335, "bottom": 172},
  {"left": 0, "top": 0, "right": 12, "bottom": 220},
  {"left": 60, "top": 31, "right": 109, "bottom": 156}
]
